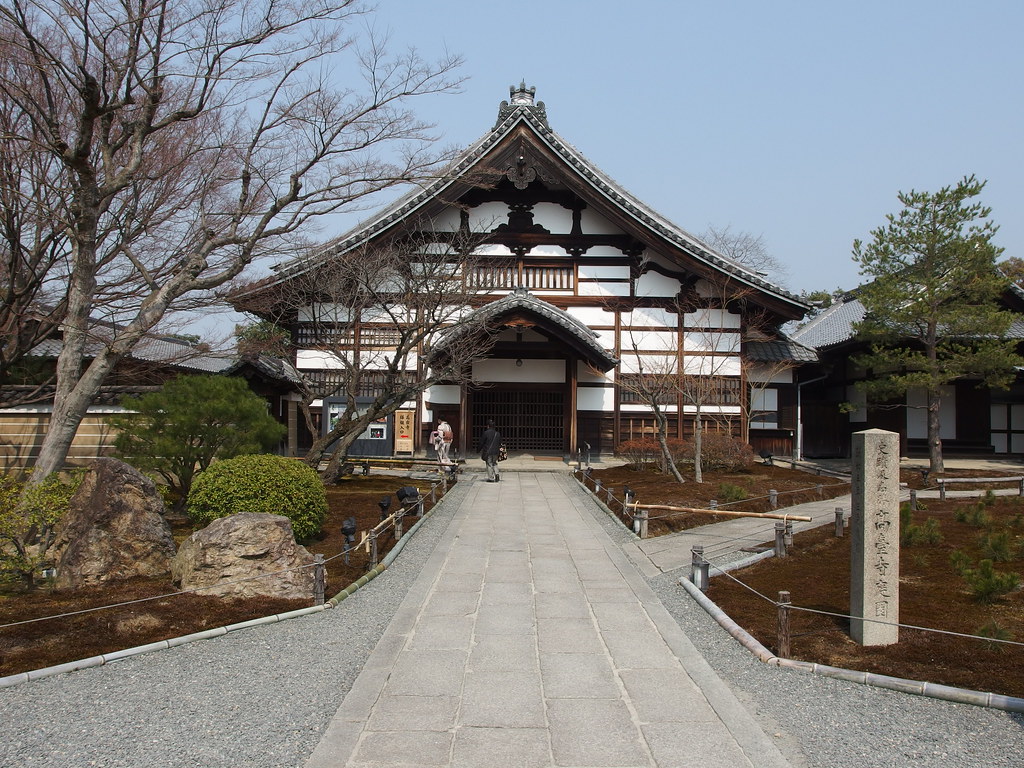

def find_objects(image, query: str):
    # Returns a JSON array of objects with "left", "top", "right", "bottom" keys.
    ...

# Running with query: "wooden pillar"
[{"left": 567, "top": 356, "right": 578, "bottom": 457}]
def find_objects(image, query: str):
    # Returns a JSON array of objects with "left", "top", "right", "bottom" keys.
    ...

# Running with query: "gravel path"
[{"left": 2, "top": 474, "right": 1022, "bottom": 768}]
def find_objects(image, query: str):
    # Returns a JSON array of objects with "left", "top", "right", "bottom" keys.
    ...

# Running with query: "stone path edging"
[
  {"left": 0, "top": 492, "right": 447, "bottom": 690},
  {"left": 678, "top": 575, "right": 1024, "bottom": 714}
]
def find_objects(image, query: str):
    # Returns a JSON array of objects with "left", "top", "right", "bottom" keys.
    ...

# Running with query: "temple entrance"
[{"left": 471, "top": 388, "right": 565, "bottom": 451}]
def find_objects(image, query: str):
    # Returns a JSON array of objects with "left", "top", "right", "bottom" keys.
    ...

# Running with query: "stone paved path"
[{"left": 305, "top": 472, "right": 791, "bottom": 768}]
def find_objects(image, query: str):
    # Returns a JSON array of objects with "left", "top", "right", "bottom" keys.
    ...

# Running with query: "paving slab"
[{"left": 305, "top": 472, "right": 791, "bottom": 768}]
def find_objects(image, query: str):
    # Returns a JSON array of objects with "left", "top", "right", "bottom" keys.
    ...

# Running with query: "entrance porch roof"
[{"left": 436, "top": 287, "right": 619, "bottom": 372}]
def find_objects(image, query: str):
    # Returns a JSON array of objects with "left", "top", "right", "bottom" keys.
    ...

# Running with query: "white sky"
[{"left": 204, "top": 0, "right": 1024, "bottom": 340}]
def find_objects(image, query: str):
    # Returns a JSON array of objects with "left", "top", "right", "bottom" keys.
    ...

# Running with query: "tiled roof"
[
  {"left": 746, "top": 336, "right": 819, "bottom": 363},
  {"left": 245, "top": 89, "right": 808, "bottom": 317},
  {"left": 790, "top": 296, "right": 866, "bottom": 349},
  {"left": 31, "top": 334, "right": 233, "bottom": 372},
  {"left": 435, "top": 287, "right": 619, "bottom": 371}
]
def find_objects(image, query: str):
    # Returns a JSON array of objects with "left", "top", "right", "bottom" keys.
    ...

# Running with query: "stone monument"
[{"left": 850, "top": 428, "right": 900, "bottom": 645}]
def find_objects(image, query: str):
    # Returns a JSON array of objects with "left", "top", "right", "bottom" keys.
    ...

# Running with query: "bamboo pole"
[{"left": 625, "top": 502, "right": 811, "bottom": 522}]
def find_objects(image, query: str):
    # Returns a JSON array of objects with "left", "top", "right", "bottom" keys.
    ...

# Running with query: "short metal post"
[
  {"left": 430, "top": 485, "right": 437, "bottom": 503},
  {"left": 939, "top": 480, "right": 946, "bottom": 501},
  {"left": 690, "top": 545, "right": 709, "bottom": 592},
  {"left": 815, "top": 467, "right": 822, "bottom": 476},
  {"left": 784, "top": 520, "right": 794, "bottom": 548},
  {"left": 417, "top": 495, "right": 424, "bottom": 516},
  {"left": 395, "top": 509, "right": 404, "bottom": 540},
  {"left": 769, "top": 489, "right": 778, "bottom": 509},
  {"left": 577, "top": 449, "right": 582, "bottom": 471},
  {"left": 369, "top": 530, "right": 378, "bottom": 568},
  {"left": 909, "top": 489, "right": 917, "bottom": 511},
  {"left": 834, "top": 507, "right": 844, "bottom": 537},
  {"left": 594, "top": 479, "right": 603, "bottom": 494},
  {"left": 710, "top": 499, "right": 718, "bottom": 510},
  {"left": 816, "top": 483, "right": 823, "bottom": 497},
  {"left": 1018, "top": 478, "right": 1023, "bottom": 497},
  {"left": 775, "top": 521, "right": 787, "bottom": 558},
  {"left": 606, "top": 487, "right": 614, "bottom": 505},
  {"left": 442, "top": 473, "right": 448, "bottom": 493},
  {"left": 790, "top": 459, "right": 796, "bottom": 470},
  {"left": 313, "top": 554, "right": 325, "bottom": 605},
  {"left": 777, "top": 590, "right": 791, "bottom": 657}
]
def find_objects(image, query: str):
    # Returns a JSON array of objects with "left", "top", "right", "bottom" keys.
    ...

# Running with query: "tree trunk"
[
  {"left": 694, "top": 409, "right": 704, "bottom": 484},
  {"left": 652, "top": 407, "right": 685, "bottom": 484},
  {"left": 927, "top": 390, "right": 944, "bottom": 476}
]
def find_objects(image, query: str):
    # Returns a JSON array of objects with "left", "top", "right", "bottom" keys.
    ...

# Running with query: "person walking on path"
[
  {"left": 433, "top": 419, "right": 454, "bottom": 465},
  {"left": 479, "top": 418, "right": 501, "bottom": 482}
]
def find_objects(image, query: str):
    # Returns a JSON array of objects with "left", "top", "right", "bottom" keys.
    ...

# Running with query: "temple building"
[{"left": 231, "top": 84, "right": 816, "bottom": 461}]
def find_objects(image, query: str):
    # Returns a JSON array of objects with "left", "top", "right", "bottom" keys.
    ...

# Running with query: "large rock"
[
  {"left": 172, "top": 513, "right": 315, "bottom": 601},
  {"left": 53, "top": 458, "right": 176, "bottom": 589}
]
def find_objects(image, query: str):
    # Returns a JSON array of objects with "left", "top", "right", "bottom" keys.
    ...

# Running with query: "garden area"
[
  {"left": 590, "top": 455, "right": 1024, "bottom": 699},
  {"left": 0, "top": 472, "right": 446, "bottom": 678}
]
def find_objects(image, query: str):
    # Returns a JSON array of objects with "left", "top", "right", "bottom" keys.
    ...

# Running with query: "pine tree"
[{"left": 853, "top": 175, "right": 1022, "bottom": 474}]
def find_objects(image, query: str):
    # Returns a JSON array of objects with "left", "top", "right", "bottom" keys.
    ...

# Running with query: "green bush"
[
  {"left": 0, "top": 470, "right": 83, "bottom": 586},
  {"left": 716, "top": 482, "right": 748, "bottom": 503},
  {"left": 949, "top": 549, "right": 972, "bottom": 576},
  {"left": 978, "top": 530, "right": 1014, "bottom": 562},
  {"left": 961, "top": 559, "right": 1020, "bottom": 604},
  {"left": 900, "top": 507, "right": 943, "bottom": 546},
  {"left": 187, "top": 455, "right": 327, "bottom": 540},
  {"left": 954, "top": 503, "right": 991, "bottom": 528}
]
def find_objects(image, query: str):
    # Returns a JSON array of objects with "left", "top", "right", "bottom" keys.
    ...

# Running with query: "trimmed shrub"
[
  {"left": 683, "top": 432, "right": 756, "bottom": 471},
  {"left": 717, "top": 482, "right": 748, "bottom": 503},
  {"left": 187, "top": 454, "right": 327, "bottom": 540},
  {"left": 962, "top": 559, "right": 1020, "bottom": 604},
  {"left": 615, "top": 437, "right": 688, "bottom": 470}
]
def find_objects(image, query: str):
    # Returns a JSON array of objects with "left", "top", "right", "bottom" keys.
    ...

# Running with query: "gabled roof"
[
  {"left": 31, "top": 333, "right": 232, "bottom": 373},
  {"left": 237, "top": 85, "right": 808, "bottom": 320},
  {"left": 435, "top": 287, "right": 619, "bottom": 371}
]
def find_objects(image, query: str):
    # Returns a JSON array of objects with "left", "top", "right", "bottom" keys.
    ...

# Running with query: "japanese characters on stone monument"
[{"left": 850, "top": 428, "right": 900, "bottom": 646}]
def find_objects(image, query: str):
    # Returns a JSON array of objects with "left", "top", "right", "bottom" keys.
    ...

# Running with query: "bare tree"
[
  {"left": 234, "top": 228, "right": 502, "bottom": 482},
  {"left": 701, "top": 225, "right": 788, "bottom": 286},
  {"left": 0, "top": 0, "right": 464, "bottom": 485}
]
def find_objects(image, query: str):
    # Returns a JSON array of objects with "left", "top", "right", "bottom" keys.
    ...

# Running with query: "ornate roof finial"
[
  {"left": 510, "top": 81, "right": 535, "bottom": 105},
  {"left": 494, "top": 83, "right": 549, "bottom": 129}
]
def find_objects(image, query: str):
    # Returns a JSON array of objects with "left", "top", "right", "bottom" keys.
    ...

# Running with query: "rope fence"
[{"left": 691, "top": 548, "right": 1024, "bottom": 650}]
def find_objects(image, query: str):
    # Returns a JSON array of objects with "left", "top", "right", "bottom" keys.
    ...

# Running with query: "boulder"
[
  {"left": 171, "top": 513, "right": 315, "bottom": 601},
  {"left": 53, "top": 458, "right": 175, "bottom": 589}
]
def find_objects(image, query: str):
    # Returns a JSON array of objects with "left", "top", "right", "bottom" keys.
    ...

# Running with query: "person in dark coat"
[{"left": 479, "top": 419, "right": 502, "bottom": 482}]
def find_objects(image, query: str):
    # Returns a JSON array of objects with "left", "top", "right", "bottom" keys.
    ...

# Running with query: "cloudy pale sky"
[{"left": 208, "top": 0, "right": 1024, "bottom": 337}]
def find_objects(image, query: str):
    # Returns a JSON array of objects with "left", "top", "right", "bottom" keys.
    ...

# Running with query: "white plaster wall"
[
  {"left": 620, "top": 404, "right": 679, "bottom": 414},
  {"left": 428, "top": 207, "right": 462, "bottom": 231},
  {"left": 621, "top": 329, "right": 676, "bottom": 352},
  {"left": 579, "top": 265, "right": 630, "bottom": 280},
  {"left": 579, "top": 282, "right": 630, "bottom": 297},
  {"left": 425, "top": 384, "right": 460, "bottom": 405},
  {"left": 618, "top": 352, "right": 676, "bottom": 375},
  {"left": 526, "top": 244, "right": 570, "bottom": 257},
  {"left": 472, "top": 358, "right": 565, "bottom": 383},
  {"left": 622, "top": 307, "right": 676, "bottom": 328},
  {"left": 681, "top": 356, "right": 741, "bottom": 377},
  {"left": 469, "top": 202, "right": 508, "bottom": 231},
  {"left": 636, "top": 271, "right": 681, "bottom": 298},
  {"left": 362, "top": 305, "right": 413, "bottom": 323},
  {"left": 684, "top": 308, "right": 742, "bottom": 329},
  {"left": 577, "top": 387, "right": 616, "bottom": 411},
  {"left": 583, "top": 245, "right": 627, "bottom": 257},
  {"left": 297, "top": 349, "right": 347, "bottom": 369},
  {"left": 475, "top": 243, "right": 514, "bottom": 256},
  {"left": 682, "top": 404, "right": 741, "bottom": 415},
  {"left": 567, "top": 306, "right": 616, "bottom": 327},
  {"left": 531, "top": 203, "right": 574, "bottom": 233},
  {"left": 579, "top": 208, "right": 625, "bottom": 235},
  {"left": 683, "top": 330, "right": 740, "bottom": 353},
  {"left": 747, "top": 364, "right": 794, "bottom": 384},
  {"left": 907, "top": 386, "right": 955, "bottom": 439}
]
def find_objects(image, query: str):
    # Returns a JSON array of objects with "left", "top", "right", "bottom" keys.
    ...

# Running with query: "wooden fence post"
[
  {"left": 909, "top": 489, "right": 917, "bottom": 511},
  {"left": 835, "top": 507, "right": 845, "bottom": 537},
  {"left": 777, "top": 590, "right": 791, "bottom": 657},
  {"left": 775, "top": 521, "right": 787, "bottom": 558},
  {"left": 313, "top": 554, "right": 325, "bottom": 605},
  {"left": 769, "top": 489, "right": 778, "bottom": 509}
]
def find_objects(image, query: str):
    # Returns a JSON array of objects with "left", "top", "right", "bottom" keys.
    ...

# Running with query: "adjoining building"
[{"left": 230, "top": 84, "right": 816, "bottom": 461}]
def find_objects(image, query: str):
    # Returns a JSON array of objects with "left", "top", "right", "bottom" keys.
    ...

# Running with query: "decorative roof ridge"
[{"left": 252, "top": 86, "right": 806, "bottom": 314}]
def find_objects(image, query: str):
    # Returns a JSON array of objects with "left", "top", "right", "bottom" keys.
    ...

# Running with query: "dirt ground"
[
  {"left": 589, "top": 461, "right": 1024, "bottom": 699},
  {"left": 3, "top": 463, "right": 1023, "bottom": 700},
  {"left": 0, "top": 474, "right": 441, "bottom": 677}
]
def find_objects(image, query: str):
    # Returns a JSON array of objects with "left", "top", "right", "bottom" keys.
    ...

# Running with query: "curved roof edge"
[{"left": 240, "top": 89, "right": 808, "bottom": 317}]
